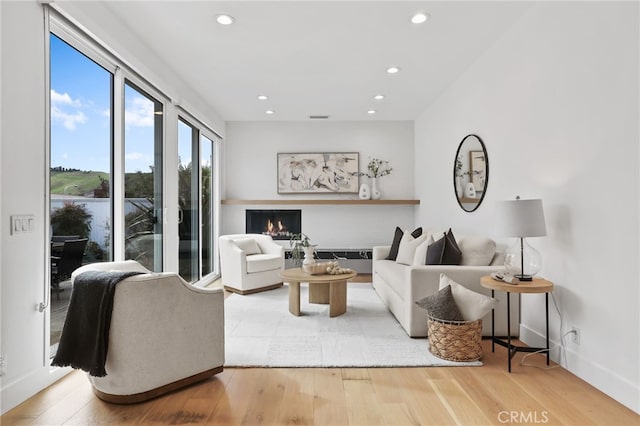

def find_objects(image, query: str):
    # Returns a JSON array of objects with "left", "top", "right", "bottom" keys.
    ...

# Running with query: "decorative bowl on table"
[{"left": 303, "top": 262, "right": 329, "bottom": 275}]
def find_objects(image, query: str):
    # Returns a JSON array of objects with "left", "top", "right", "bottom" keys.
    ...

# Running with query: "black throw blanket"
[{"left": 52, "top": 270, "right": 143, "bottom": 376}]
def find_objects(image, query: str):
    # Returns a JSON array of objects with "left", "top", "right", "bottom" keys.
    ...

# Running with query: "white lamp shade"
[{"left": 497, "top": 199, "right": 547, "bottom": 238}]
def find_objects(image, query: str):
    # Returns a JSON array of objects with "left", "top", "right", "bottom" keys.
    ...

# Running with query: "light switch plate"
[{"left": 10, "top": 214, "right": 35, "bottom": 235}]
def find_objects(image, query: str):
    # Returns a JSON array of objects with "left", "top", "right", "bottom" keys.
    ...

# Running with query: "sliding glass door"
[
  {"left": 123, "top": 81, "right": 163, "bottom": 271},
  {"left": 178, "top": 118, "right": 219, "bottom": 283},
  {"left": 49, "top": 33, "right": 113, "bottom": 352},
  {"left": 178, "top": 119, "right": 199, "bottom": 282}
]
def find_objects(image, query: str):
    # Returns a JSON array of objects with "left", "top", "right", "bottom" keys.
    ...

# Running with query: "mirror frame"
[{"left": 453, "top": 134, "right": 489, "bottom": 212}]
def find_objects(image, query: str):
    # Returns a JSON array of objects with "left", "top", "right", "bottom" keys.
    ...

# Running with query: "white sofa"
[
  {"left": 70, "top": 260, "right": 225, "bottom": 403},
  {"left": 372, "top": 232, "right": 519, "bottom": 337},
  {"left": 219, "top": 234, "right": 284, "bottom": 294}
]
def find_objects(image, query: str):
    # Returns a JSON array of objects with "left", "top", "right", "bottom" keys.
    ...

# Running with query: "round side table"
[{"left": 481, "top": 276, "right": 554, "bottom": 372}]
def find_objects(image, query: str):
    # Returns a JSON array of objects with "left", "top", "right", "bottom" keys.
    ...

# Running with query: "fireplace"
[{"left": 246, "top": 210, "right": 301, "bottom": 240}]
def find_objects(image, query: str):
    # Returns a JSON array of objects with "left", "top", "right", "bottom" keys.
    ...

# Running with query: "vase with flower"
[{"left": 360, "top": 157, "right": 392, "bottom": 200}]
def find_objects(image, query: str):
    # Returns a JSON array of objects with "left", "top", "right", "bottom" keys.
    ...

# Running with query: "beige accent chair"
[
  {"left": 70, "top": 260, "right": 224, "bottom": 403},
  {"left": 219, "top": 234, "right": 285, "bottom": 294}
]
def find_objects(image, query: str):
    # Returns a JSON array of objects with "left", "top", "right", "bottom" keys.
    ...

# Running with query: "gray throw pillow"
[
  {"left": 425, "top": 235, "right": 446, "bottom": 264},
  {"left": 442, "top": 228, "right": 462, "bottom": 265},
  {"left": 415, "top": 285, "right": 464, "bottom": 321}
]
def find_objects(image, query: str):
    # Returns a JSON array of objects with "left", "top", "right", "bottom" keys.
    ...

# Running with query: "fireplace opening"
[{"left": 246, "top": 210, "right": 301, "bottom": 240}]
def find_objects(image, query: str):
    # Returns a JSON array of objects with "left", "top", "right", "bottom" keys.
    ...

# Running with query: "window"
[
  {"left": 201, "top": 135, "right": 214, "bottom": 276},
  {"left": 48, "top": 13, "right": 221, "bottom": 355},
  {"left": 124, "top": 81, "right": 163, "bottom": 271},
  {"left": 178, "top": 118, "right": 219, "bottom": 283},
  {"left": 49, "top": 33, "right": 113, "bottom": 351}
]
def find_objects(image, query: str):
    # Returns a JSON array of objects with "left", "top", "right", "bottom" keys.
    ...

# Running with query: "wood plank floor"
[
  {"left": 8, "top": 278, "right": 638, "bottom": 425},
  {"left": 3, "top": 339, "right": 638, "bottom": 425}
]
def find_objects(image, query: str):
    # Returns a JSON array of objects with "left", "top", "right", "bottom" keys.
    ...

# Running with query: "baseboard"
[{"left": 520, "top": 324, "right": 639, "bottom": 414}]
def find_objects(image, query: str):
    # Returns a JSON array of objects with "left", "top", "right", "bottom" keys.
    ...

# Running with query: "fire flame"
[{"left": 266, "top": 219, "right": 285, "bottom": 234}]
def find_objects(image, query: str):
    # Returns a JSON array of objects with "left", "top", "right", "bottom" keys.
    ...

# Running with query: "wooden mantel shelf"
[{"left": 222, "top": 199, "right": 419, "bottom": 205}]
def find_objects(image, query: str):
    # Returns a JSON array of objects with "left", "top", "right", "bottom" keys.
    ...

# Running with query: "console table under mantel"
[{"left": 222, "top": 199, "right": 420, "bottom": 205}]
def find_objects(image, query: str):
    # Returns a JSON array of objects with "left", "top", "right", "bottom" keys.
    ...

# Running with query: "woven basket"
[{"left": 427, "top": 317, "right": 483, "bottom": 362}]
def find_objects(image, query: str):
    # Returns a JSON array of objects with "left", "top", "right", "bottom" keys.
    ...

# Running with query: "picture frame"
[
  {"left": 277, "top": 152, "right": 359, "bottom": 194},
  {"left": 469, "top": 150, "right": 486, "bottom": 192}
]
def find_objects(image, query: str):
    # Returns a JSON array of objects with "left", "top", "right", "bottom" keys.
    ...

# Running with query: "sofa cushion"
[
  {"left": 233, "top": 238, "right": 262, "bottom": 255},
  {"left": 396, "top": 232, "right": 427, "bottom": 266},
  {"left": 413, "top": 234, "right": 434, "bottom": 266},
  {"left": 426, "top": 235, "right": 446, "bottom": 264},
  {"left": 458, "top": 236, "right": 497, "bottom": 266},
  {"left": 426, "top": 231, "right": 462, "bottom": 265},
  {"left": 386, "top": 226, "right": 423, "bottom": 260},
  {"left": 246, "top": 254, "right": 282, "bottom": 273},
  {"left": 439, "top": 274, "right": 497, "bottom": 321},
  {"left": 375, "top": 260, "right": 407, "bottom": 299},
  {"left": 415, "top": 285, "right": 464, "bottom": 321}
]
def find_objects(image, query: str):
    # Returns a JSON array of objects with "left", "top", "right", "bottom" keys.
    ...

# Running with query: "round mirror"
[{"left": 454, "top": 134, "right": 488, "bottom": 212}]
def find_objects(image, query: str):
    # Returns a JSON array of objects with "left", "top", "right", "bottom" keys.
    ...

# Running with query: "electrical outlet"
[
  {"left": 0, "top": 354, "right": 6, "bottom": 376},
  {"left": 570, "top": 327, "right": 580, "bottom": 345}
]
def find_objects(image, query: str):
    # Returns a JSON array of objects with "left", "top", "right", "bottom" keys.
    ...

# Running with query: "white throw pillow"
[
  {"left": 458, "top": 236, "right": 496, "bottom": 266},
  {"left": 413, "top": 234, "right": 434, "bottom": 266},
  {"left": 438, "top": 274, "right": 497, "bottom": 321},
  {"left": 233, "top": 238, "right": 262, "bottom": 255},
  {"left": 396, "top": 231, "right": 427, "bottom": 266}
]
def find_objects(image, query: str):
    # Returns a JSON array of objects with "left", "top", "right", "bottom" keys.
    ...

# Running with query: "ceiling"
[{"left": 86, "top": 1, "right": 531, "bottom": 121}]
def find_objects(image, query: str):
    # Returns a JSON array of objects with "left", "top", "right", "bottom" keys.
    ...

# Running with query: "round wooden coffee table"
[{"left": 280, "top": 267, "right": 357, "bottom": 317}]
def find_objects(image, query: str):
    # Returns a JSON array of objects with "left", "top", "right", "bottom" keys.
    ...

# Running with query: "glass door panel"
[
  {"left": 178, "top": 119, "right": 199, "bottom": 282},
  {"left": 201, "top": 135, "right": 213, "bottom": 276},
  {"left": 49, "top": 33, "right": 113, "bottom": 354},
  {"left": 123, "top": 82, "right": 163, "bottom": 271}
]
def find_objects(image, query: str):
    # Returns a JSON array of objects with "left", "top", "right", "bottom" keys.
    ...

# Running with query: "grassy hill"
[
  {"left": 50, "top": 170, "right": 109, "bottom": 196},
  {"left": 50, "top": 170, "right": 154, "bottom": 198}
]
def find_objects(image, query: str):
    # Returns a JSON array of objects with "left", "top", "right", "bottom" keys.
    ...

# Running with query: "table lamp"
[{"left": 497, "top": 197, "right": 546, "bottom": 281}]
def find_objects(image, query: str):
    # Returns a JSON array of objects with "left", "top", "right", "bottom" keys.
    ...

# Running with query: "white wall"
[
  {"left": 0, "top": 1, "right": 68, "bottom": 414},
  {"left": 222, "top": 121, "right": 416, "bottom": 248},
  {"left": 414, "top": 2, "right": 639, "bottom": 413}
]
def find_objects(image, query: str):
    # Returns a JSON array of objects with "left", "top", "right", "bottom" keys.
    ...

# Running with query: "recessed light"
[
  {"left": 367, "top": 110, "right": 376, "bottom": 115},
  {"left": 411, "top": 12, "right": 430, "bottom": 24},
  {"left": 265, "top": 110, "right": 275, "bottom": 115},
  {"left": 257, "top": 95, "right": 268, "bottom": 100},
  {"left": 216, "top": 14, "right": 235, "bottom": 25},
  {"left": 386, "top": 66, "right": 400, "bottom": 74},
  {"left": 374, "top": 94, "right": 385, "bottom": 100}
]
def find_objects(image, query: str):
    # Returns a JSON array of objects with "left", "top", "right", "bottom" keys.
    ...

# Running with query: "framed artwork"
[
  {"left": 277, "top": 152, "right": 359, "bottom": 194},
  {"left": 469, "top": 150, "right": 486, "bottom": 192}
]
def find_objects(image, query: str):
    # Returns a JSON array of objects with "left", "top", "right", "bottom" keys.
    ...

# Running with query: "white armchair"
[
  {"left": 70, "top": 260, "right": 225, "bottom": 403},
  {"left": 219, "top": 234, "right": 285, "bottom": 294}
]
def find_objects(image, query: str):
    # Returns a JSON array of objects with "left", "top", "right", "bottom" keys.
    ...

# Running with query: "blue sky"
[{"left": 50, "top": 34, "right": 157, "bottom": 174}]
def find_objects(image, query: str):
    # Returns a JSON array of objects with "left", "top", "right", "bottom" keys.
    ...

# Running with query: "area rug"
[{"left": 224, "top": 284, "right": 482, "bottom": 367}]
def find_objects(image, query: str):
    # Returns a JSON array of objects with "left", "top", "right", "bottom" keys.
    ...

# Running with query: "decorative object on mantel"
[
  {"left": 358, "top": 182, "right": 371, "bottom": 199},
  {"left": 453, "top": 134, "right": 488, "bottom": 212},
  {"left": 277, "top": 152, "right": 359, "bottom": 194},
  {"left": 360, "top": 157, "right": 392, "bottom": 200},
  {"left": 497, "top": 197, "right": 547, "bottom": 281},
  {"left": 290, "top": 233, "right": 315, "bottom": 267}
]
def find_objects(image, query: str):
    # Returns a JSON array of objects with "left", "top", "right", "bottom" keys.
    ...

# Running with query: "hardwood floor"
[
  {"left": 9, "top": 277, "right": 637, "bottom": 425},
  {"left": 3, "top": 339, "right": 638, "bottom": 425}
]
